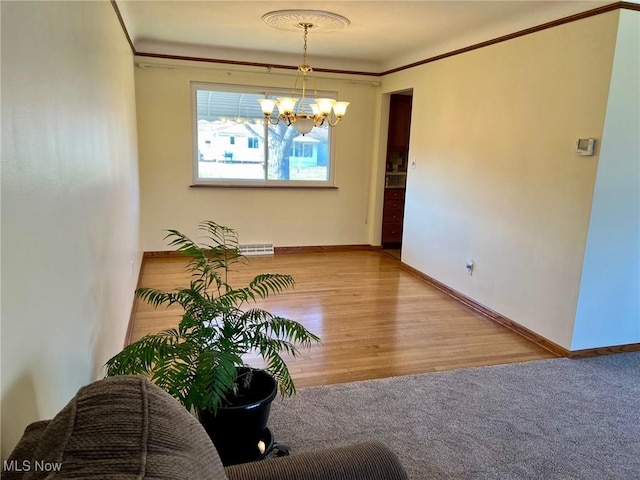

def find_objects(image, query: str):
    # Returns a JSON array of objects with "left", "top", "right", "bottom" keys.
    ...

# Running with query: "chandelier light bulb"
[
  {"left": 258, "top": 98, "right": 277, "bottom": 115},
  {"left": 333, "top": 102, "right": 350, "bottom": 117},
  {"left": 277, "top": 97, "right": 298, "bottom": 114},
  {"left": 316, "top": 98, "right": 336, "bottom": 115}
]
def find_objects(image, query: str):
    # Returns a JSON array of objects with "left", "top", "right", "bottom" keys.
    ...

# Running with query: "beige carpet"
[{"left": 269, "top": 353, "right": 640, "bottom": 479}]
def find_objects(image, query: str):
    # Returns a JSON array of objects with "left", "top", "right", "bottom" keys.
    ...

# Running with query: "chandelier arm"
[
  {"left": 264, "top": 114, "right": 282, "bottom": 126},
  {"left": 326, "top": 116, "right": 344, "bottom": 127}
]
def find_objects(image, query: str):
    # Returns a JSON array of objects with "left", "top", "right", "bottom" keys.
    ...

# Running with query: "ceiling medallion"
[{"left": 261, "top": 9, "right": 350, "bottom": 33}]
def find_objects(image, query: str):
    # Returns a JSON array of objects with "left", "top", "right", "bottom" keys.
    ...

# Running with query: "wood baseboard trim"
[
  {"left": 397, "top": 261, "right": 568, "bottom": 358},
  {"left": 143, "top": 250, "right": 184, "bottom": 258},
  {"left": 144, "top": 245, "right": 382, "bottom": 257},
  {"left": 567, "top": 343, "right": 640, "bottom": 358},
  {"left": 275, "top": 245, "right": 382, "bottom": 254},
  {"left": 398, "top": 261, "right": 640, "bottom": 359},
  {"left": 123, "top": 258, "right": 145, "bottom": 347}
]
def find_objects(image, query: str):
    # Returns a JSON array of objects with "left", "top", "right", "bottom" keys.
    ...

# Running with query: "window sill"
[{"left": 190, "top": 184, "right": 338, "bottom": 190}]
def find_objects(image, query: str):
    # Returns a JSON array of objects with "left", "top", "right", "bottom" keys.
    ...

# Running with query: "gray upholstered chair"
[{"left": 5, "top": 376, "right": 408, "bottom": 480}]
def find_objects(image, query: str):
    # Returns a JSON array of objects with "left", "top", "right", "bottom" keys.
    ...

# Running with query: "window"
[
  {"left": 293, "top": 143, "right": 313, "bottom": 158},
  {"left": 192, "top": 83, "right": 334, "bottom": 186}
]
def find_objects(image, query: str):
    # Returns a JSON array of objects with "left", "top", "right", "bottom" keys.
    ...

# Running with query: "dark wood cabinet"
[
  {"left": 382, "top": 188, "right": 405, "bottom": 245},
  {"left": 387, "top": 95, "right": 412, "bottom": 150}
]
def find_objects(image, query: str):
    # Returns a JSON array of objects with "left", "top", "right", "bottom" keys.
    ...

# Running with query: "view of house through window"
[{"left": 193, "top": 83, "right": 333, "bottom": 185}]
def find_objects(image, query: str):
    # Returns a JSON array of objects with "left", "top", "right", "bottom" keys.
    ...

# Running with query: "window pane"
[
  {"left": 196, "top": 90, "right": 266, "bottom": 180},
  {"left": 267, "top": 122, "right": 329, "bottom": 181}
]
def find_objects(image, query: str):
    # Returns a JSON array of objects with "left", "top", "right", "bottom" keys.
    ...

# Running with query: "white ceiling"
[{"left": 117, "top": 1, "right": 612, "bottom": 73}]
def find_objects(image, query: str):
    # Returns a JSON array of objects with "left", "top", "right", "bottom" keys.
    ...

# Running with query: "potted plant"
[{"left": 104, "top": 220, "right": 320, "bottom": 465}]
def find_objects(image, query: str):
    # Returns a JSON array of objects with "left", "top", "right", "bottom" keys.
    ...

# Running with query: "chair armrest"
[{"left": 224, "top": 441, "right": 408, "bottom": 480}]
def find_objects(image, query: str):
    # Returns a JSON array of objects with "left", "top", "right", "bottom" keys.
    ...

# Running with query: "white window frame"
[{"left": 191, "top": 82, "right": 337, "bottom": 188}]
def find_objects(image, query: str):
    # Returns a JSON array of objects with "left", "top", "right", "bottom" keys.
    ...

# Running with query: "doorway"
[{"left": 382, "top": 91, "right": 413, "bottom": 260}]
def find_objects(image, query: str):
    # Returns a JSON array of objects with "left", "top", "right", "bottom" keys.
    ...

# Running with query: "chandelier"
[{"left": 258, "top": 11, "right": 350, "bottom": 135}]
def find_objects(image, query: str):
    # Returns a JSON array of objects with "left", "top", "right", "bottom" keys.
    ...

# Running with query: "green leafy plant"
[{"left": 105, "top": 220, "right": 320, "bottom": 415}]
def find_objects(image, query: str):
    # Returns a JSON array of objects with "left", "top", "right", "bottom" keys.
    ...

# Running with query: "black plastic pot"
[{"left": 199, "top": 368, "right": 277, "bottom": 466}]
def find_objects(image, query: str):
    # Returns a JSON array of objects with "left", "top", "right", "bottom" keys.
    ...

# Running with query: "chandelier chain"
[
  {"left": 303, "top": 23, "right": 308, "bottom": 66},
  {"left": 299, "top": 23, "right": 312, "bottom": 73},
  {"left": 295, "top": 22, "right": 317, "bottom": 116}
]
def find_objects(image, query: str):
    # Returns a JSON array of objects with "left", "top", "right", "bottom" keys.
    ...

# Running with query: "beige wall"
[
  {"left": 1, "top": 1, "right": 140, "bottom": 456},
  {"left": 380, "top": 12, "right": 620, "bottom": 349},
  {"left": 135, "top": 61, "right": 379, "bottom": 250}
]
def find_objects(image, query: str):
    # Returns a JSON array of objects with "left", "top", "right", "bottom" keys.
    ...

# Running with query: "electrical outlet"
[{"left": 466, "top": 259, "right": 474, "bottom": 276}]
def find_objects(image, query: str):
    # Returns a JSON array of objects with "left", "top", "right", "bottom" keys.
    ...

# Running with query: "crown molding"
[{"left": 112, "top": 1, "right": 638, "bottom": 78}]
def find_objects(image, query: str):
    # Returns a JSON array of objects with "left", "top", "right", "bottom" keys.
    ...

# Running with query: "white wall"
[
  {"left": 380, "top": 12, "right": 620, "bottom": 350},
  {"left": 1, "top": 1, "right": 140, "bottom": 456},
  {"left": 135, "top": 61, "right": 378, "bottom": 250},
  {"left": 572, "top": 10, "right": 640, "bottom": 350}
]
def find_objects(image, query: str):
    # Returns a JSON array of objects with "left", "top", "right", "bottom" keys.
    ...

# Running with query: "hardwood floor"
[{"left": 131, "top": 251, "right": 557, "bottom": 389}]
